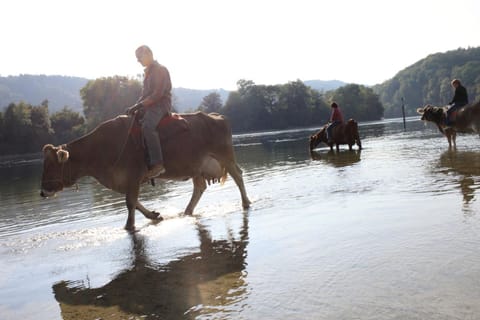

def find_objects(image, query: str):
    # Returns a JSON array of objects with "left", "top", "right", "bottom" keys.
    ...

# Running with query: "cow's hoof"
[
  {"left": 144, "top": 210, "right": 161, "bottom": 220},
  {"left": 124, "top": 224, "right": 136, "bottom": 232}
]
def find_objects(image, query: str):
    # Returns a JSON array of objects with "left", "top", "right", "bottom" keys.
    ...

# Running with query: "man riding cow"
[
  {"left": 40, "top": 45, "right": 251, "bottom": 231},
  {"left": 126, "top": 45, "right": 172, "bottom": 179}
]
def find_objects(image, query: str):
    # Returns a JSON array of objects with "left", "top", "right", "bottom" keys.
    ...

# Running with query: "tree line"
[
  {"left": 0, "top": 76, "right": 384, "bottom": 155},
  {"left": 200, "top": 79, "right": 383, "bottom": 132}
]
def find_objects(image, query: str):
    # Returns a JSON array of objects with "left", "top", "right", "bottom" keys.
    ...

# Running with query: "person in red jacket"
[
  {"left": 326, "top": 102, "right": 344, "bottom": 143},
  {"left": 127, "top": 45, "right": 172, "bottom": 178}
]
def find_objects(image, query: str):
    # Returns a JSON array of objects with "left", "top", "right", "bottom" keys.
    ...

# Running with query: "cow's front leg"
[
  {"left": 184, "top": 176, "right": 207, "bottom": 215},
  {"left": 226, "top": 162, "right": 251, "bottom": 209},
  {"left": 136, "top": 201, "right": 162, "bottom": 221},
  {"left": 125, "top": 187, "right": 140, "bottom": 231}
]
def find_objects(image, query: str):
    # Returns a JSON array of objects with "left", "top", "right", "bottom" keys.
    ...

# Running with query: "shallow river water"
[{"left": 1, "top": 117, "right": 480, "bottom": 319}]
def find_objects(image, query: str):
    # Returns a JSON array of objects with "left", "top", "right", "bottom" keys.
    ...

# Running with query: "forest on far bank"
[{"left": 0, "top": 77, "right": 382, "bottom": 155}]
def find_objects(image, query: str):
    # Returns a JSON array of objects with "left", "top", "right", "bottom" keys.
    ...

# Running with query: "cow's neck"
[
  {"left": 65, "top": 136, "right": 98, "bottom": 181},
  {"left": 63, "top": 117, "right": 135, "bottom": 191}
]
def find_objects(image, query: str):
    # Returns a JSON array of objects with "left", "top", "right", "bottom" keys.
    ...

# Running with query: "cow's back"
[
  {"left": 159, "top": 112, "right": 235, "bottom": 177},
  {"left": 180, "top": 112, "right": 232, "bottom": 150}
]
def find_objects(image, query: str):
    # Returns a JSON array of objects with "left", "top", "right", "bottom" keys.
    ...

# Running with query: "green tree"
[
  {"left": 325, "top": 84, "right": 384, "bottom": 121},
  {"left": 278, "top": 80, "right": 321, "bottom": 127},
  {"left": 0, "top": 111, "right": 4, "bottom": 142},
  {"left": 198, "top": 92, "right": 223, "bottom": 113},
  {"left": 51, "top": 107, "right": 85, "bottom": 143},
  {"left": 1, "top": 101, "right": 54, "bottom": 153},
  {"left": 3, "top": 102, "right": 32, "bottom": 152},
  {"left": 81, "top": 76, "right": 141, "bottom": 130},
  {"left": 223, "top": 80, "right": 274, "bottom": 132},
  {"left": 30, "top": 99, "right": 54, "bottom": 149},
  {"left": 222, "top": 79, "right": 329, "bottom": 132}
]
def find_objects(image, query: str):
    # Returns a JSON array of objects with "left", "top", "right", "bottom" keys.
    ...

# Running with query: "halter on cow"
[{"left": 40, "top": 112, "right": 251, "bottom": 230}]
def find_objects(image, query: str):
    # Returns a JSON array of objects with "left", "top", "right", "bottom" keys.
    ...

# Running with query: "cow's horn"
[{"left": 416, "top": 107, "right": 425, "bottom": 114}]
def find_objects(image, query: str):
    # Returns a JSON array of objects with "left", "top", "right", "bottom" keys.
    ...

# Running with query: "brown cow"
[
  {"left": 309, "top": 119, "right": 362, "bottom": 151},
  {"left": 40, "top": 112, "right": 251, "bottom": 231},
  {"left": 417, "top": 101, "right": 480, "bottom": 148}
]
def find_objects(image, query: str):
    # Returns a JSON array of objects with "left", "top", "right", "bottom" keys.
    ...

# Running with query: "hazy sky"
[{"left": 1, "top": 0, "right": 479, "bottom": 90}]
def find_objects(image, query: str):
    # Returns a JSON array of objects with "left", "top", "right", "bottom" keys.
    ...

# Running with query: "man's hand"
[{"left": 126, "top": 103, "right": 143, "bottom": 115}]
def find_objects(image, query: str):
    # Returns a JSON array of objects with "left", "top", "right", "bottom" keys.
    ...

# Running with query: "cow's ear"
[
  {"left": 43, "top": 144, "right": 58, "bottom": 161},
  {"left": 57, "top": 149, "right": 70, "bottom": 163},
  {"left": 42, "top": 144, "right": 55, "bottom": 153}
]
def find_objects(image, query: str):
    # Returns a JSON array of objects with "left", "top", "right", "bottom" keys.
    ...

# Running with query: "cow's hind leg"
[
  {"left": 443, "top": 128, "right": 456, "bottom": 149},
  {"left": 136, "top": 201, "right": 162, "bottom": 221},
  {"left": 184, "top": 176, "right": 207, "bottom": 215},
  {"left": 226, "top": 162, "right": 251, "bottom": 209}
]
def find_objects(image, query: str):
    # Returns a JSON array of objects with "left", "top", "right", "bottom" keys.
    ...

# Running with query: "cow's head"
[
  {"left": 417, "top": 104, "right": 446, "bottom": 124},
  {"left": 40, "top": 144, "right": 70, "bottom": 198},
  {"left": 309, "top": 127, "right": 327, "bottom": 150}
]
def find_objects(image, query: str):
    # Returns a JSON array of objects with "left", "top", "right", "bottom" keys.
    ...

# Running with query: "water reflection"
[
  {"left": 437, "top": 150, "right": 480, "bottom": 208},
  {"left": 235, "top": 133, "right": 312, "bottom": 171},
  {"left": 310, "top": 150, "right": 361, "bottom": 167},
  {"left": 358, "top": 121, "right": 386, "bottom": 138},
  {"left": 53, "top": 213, "right": 249, "bottom": 319},
  {"left": 0, "top": 164, "right": 42, "bottom": 202}
]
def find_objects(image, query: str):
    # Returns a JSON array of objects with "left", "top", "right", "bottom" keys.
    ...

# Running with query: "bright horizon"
[{"left": 1, "top": 0, "right": 479, "bottom": 91}]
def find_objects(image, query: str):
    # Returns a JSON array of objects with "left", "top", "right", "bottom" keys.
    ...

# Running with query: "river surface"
[{"left": 1, "top": 117, "right": 480, "bottom": 319}]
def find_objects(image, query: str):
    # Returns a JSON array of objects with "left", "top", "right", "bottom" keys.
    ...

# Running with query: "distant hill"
[
  {"left": 303, "top": 80, "right": 347, "bottom": 92},
  {"left": 173, "top": 87, "right": 230, "bottom": 112},
  {"left": 374, "top": 47, "right": 480, "bottom": 117},
  {"left": 0, "top": 75, "right": 88, "bottom": 114}
]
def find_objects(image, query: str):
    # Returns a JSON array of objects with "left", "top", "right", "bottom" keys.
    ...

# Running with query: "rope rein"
[{"left": 113, "top": 115, "right": 137, "bottom": 168}]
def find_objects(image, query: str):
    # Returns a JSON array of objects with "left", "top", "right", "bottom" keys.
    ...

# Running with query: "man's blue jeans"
[{"left": 141, "top": 107, "right": 168, "bottom": 166}]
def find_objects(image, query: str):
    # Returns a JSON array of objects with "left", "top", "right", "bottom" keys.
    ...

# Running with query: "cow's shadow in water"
[
  {"left": 310, "top": 149, "right": 361, "bottom": 168},
  {"left": 438, "top": 150, "right": 480, "bottom": 208},
  {"left": 52, "top": 213, "right": 249, "bottom": 319}
]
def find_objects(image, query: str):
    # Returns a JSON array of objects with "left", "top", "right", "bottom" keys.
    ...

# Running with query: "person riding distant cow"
[
  {"left": 445, "top": 79, "right": 469, "bottom": 126},
  {"left": 326, "top": 102, "right": 344, "bottom": 143},
  {"left": 417, "top": 100, "right": 480, "bottom": 148}
]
